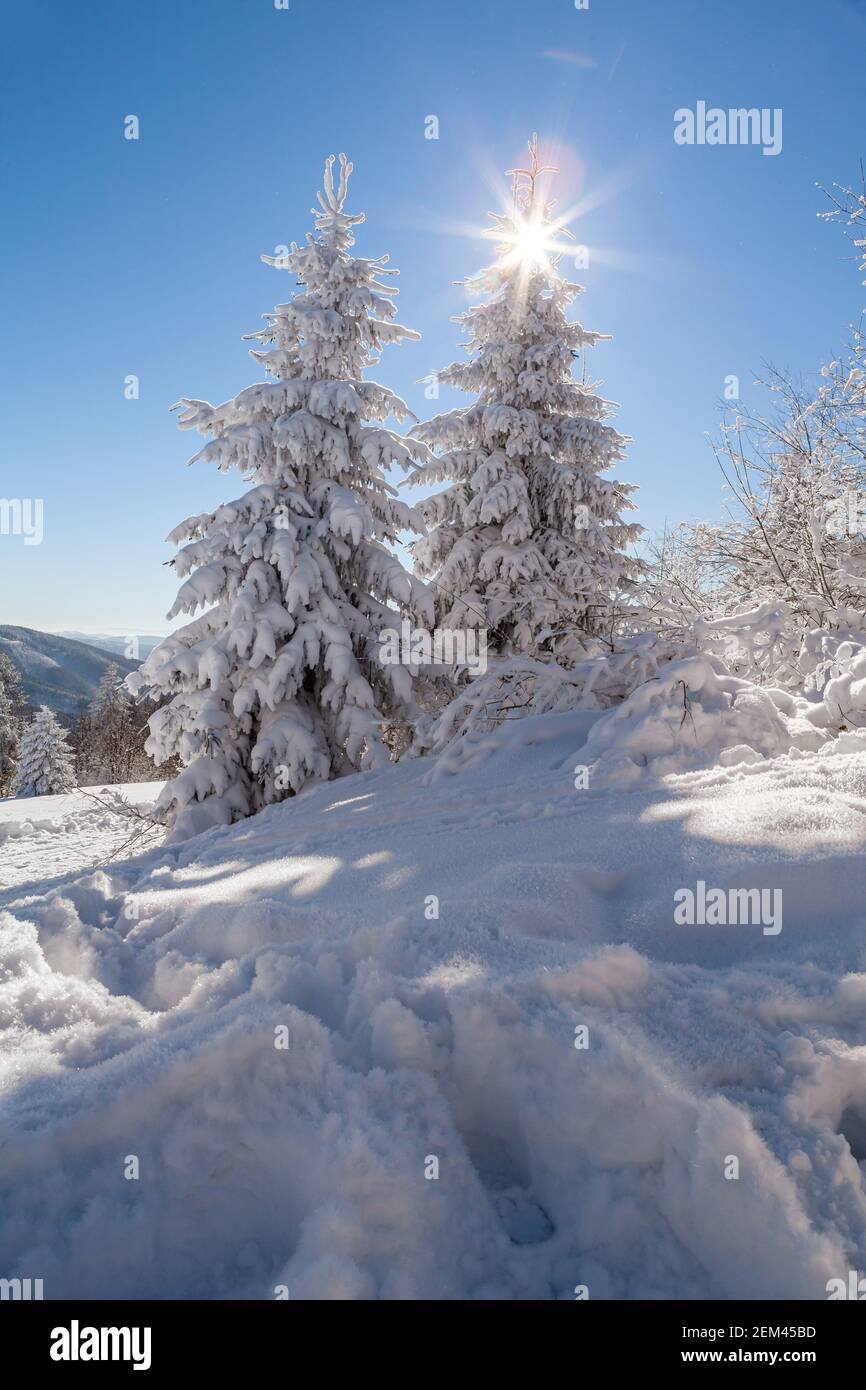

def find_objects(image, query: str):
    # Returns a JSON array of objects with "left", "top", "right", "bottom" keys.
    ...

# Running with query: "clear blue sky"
[{"left": 2, "top": 0, "right": 864, "bottom": 635}]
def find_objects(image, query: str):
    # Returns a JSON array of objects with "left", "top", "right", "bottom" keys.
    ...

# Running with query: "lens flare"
[{"left": 509, "top": 218, "right": 552, "bottom": 266}]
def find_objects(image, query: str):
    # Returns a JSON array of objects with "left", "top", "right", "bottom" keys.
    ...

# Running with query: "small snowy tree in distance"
[
  {"left": 80, "top": 663, "right": 143, "bottom": 785},
  {"left": 412, "top": 136, "right": 643, "bottom": 666},
  {"left": 129, "top": 154, "right": 433, "bottom": 838},
  {"left": 12, "top": 705, "right": 76, "bottom": 798}
]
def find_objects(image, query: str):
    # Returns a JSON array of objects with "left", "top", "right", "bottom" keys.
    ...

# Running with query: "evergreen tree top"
[{"left": 411, "top": 135, "right": 645, "bottom": 661}]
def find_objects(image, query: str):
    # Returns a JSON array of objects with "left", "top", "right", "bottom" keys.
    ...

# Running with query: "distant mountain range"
[
  {"left": 0, "top": 626, "right": 142, "bottom": 717},
  {"left": 55, "top": 631, "right": 166, "bottom": 661}
]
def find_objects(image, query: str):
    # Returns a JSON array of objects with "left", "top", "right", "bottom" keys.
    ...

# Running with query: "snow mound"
[{"left": 574, "top": 654, "right": 837, "bottom": 787}]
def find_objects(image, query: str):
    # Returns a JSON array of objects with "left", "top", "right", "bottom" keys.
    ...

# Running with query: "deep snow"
[{"left": 1, "top": 715, "right": 866, "bottom": 1299}]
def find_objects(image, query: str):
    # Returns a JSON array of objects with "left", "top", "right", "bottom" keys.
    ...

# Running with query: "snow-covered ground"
[
  {"left": 2, "top": 717, "right": 866, "bottom": 1299},
  {"left": 0, "top": 782, "right": 164, "bottom": 894}
]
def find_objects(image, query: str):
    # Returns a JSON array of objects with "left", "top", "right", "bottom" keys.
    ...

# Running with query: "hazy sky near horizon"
[{"left": 1, "top": 0, "right": 864, "bottom": 634}]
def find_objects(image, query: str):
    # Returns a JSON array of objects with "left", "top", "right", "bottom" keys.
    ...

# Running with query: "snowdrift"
[
  {"left": 419, "top": 632, "right": 866, "bottom": 791},
  {"left": 2, "top": 721, "right": 866, "bottom": 1299}
]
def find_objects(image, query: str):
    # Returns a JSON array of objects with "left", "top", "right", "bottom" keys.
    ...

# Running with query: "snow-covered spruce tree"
[
  {"left": 0, "top": 681, "right": 17, "bottom": 795},
  {"left": 77, "top": 663, "right": 144, "bottom": 785},
  {"left": 412, "top": 138, "right": 643, "bottom": 668},
  {"left": 0, "top": 651, "right": 29, "bottom": 727},
  {"left": 12, "top": 705, "right": 76, "bottom": 797},
  {"left": 128, "top": 155, "right": 433, "bottom": 837},
  {"left": 0, "top": 653, "right": 28, "bottom": 795}
]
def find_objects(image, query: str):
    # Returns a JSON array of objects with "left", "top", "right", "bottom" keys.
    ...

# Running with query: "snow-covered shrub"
[
  {"left": 693, "top": 354, "right": 866, "bottom": 633},
  {"left": 682, "top": 604, "right": 866, "bottom": 725},
  {"left": 640, "top": 329, "right": 866, "bottom": 695},
  {"left": 574, "top": 652, "right": 827, "bottom": 787},
  {"left": 691, "top": 602, "right": 811, "bottom": 690},
  {"left": 800, "top": 639, "right": 866, "bottom": 738},
  {"left": 129, "top": 155, "right": 434, "bottom": 839},
  {"left": 416, "top": 623, "right": 866, "bottom": 790},
  {"left": 418, "top": 632, "right": 680, "bottom": 756}
]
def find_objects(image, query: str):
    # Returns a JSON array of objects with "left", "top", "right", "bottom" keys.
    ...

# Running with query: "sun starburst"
[
  {"left": 474, "top": 134, "right": 577, "bottom": 306},
  {"left": 496, "top": 207, "right": 575, "bottom": 274}
]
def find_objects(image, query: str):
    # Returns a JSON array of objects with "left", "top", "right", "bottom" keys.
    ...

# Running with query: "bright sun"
[
  {"left": 511, "top": 218, "right": 550, "bottom": 265},
  {"left": 501, "top": 214, "right": 566, "bottom": 273}
]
